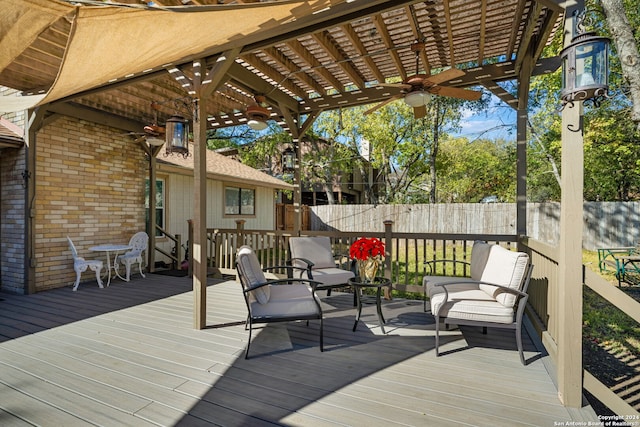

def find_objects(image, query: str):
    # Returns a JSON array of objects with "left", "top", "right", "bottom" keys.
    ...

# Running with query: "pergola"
[{"left": 1, "top": 0, "right": 588, "bottom": 407}]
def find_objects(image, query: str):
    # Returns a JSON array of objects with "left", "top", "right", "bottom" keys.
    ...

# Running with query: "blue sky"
[{"left": 455, "top": 94, "right": 518, "bottom": 141}]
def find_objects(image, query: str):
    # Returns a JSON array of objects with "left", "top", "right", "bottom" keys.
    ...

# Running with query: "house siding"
[
  {"left": 34, "top": 117, "right": 146, "bottom": 291},
  {"left": 156, "top": 172, "right": 276, "bottom": 263},
  {"left": 0, "top": 111, "right": 281, "bottom": 289},
  {"left": 0, "top": 146, "right": 27, "bottom": 294}
]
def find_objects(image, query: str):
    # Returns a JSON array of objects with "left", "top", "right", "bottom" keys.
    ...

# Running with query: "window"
[
  {"left": 145, "top": 178, "right": 165, "bottom": 236},
  {"left": 225, "top": 186, "right": 255, "bottom": 215}
]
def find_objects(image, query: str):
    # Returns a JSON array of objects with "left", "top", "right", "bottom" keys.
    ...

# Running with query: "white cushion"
[
  {"left": 289, "top": 236, "right": 335, "bottom": 269},
  {"left": 423, "top": 276, "right": 476, "bottom": 298},
  {"left": 470, "top": 241, "right": 491, "bottom": 280},
  {"left": 430, "top": 286, "right": 516, "bottom": 324},
  {"left": 237, "top": 245, "right": 270, "bottom": 304},
  {"left": 479, "top": 245, "right": 529, "bottom": 308}
]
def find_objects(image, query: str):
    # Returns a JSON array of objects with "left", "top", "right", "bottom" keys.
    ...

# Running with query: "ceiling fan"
[
  {"left": 245, "top": 95, "right": 271, "bottom": 131},
  {"left": 365, "top": 42, "right": 482, "bottom": 119}
]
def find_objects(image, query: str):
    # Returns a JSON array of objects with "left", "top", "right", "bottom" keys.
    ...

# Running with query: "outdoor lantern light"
[
  {"left": 282, "top": 146, "right": 295, "bottom": 172},
  {"left": 404, "top": 90, "right": 431, "bottom": 107},
  {"left": 165, "top": 115, "right": 189, "bottom": 158},
  {"left": 560, "top": 10, "right": 610, "bottom": 106},
  {"left": 246, "top": 104, "right": 270, "bottom": 131}
]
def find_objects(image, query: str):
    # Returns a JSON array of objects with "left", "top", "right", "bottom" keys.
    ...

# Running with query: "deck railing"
[
  {"left": 520, "top": 237, "right": 640, "bottom": 417},
  {"left": 203, "top": 220, "right": 516, "bottom": 293},
  {"left": 189, "top": 220, "right": 639, "bottom": 417}
]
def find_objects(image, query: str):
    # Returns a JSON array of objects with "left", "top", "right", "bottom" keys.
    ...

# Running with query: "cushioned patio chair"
[
  {"left": 426, "top": 242, "right": 533, "bottom": 365},
  {"left": 67, "top": 236, "right": 103, "bottom": 291},
  {"left": 236, "top": 245, "right": 324, "bottom": 359},
  {"left": 288, "top": 236, "right": 355, "bottom": 296},
  {"left": 117, "top": 231, "right": 148, "bottom": 281}
]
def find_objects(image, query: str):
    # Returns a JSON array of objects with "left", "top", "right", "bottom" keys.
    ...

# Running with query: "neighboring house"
[
  {"left": 218, "top": 138, "right": 382, "bottom": 207},
  {"left": 0, "top": 113, "right": 292, "bottom": 294},
  {"left": 153, "top": 144, "right": 293, "bottom": 264}
]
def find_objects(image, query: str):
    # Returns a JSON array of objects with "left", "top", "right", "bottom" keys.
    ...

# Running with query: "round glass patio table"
[
  {"left": 348, "top": 276, "right": 392, "bottom": 334},
  {"left": 89, "top": 244, "right": 132, "bottom": 286}
]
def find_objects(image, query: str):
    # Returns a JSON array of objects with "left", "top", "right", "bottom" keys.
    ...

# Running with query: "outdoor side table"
[{"left": 348, "top": 276, "right": 392, "bottom": 334}]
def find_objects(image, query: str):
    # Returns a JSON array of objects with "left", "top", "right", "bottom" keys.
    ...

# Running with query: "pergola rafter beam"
[
  {"left": 244, "top": 51, "right": 310, "bottom": 99},
  {"left": 442, "top": 0, "right": 456, "bottom": 65},
  {"left": 404, "top": 5, "right": 431, "bottom": 74},
  {"left": 341, "top": 22, "right": 386, "bottom": 84},
  {"left": 227, "top": 62, "right": 298, "bottom": 112},
  {"left": 507, "top": 0, "right": 528, "bottom": 60},
  {"left": 286, "top": 39, "right": 344, "bottom": 93},
  {"left": 481, "top": 80, "right": 518, "bottom": 109},
  {"left": 372, "top": 14, "right": 406, "bottom": 82},
  {"left": 478, "top": 0, "right": 487, "bottom": 64},
  {"left": 514, "top": 1, "right": 543, "bottom": 74},
  {"left": 312, "top": 30, "right": 366, "bottom": 89}
]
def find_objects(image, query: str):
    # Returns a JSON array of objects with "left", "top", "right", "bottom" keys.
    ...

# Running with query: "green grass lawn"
[{"left": 582, "top": 250, "right": 640, "bottom": 358}]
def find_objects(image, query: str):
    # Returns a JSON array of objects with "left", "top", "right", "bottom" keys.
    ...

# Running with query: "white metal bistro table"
[{"left": 89, "top": 244, "right": 132, "bottom": 286}]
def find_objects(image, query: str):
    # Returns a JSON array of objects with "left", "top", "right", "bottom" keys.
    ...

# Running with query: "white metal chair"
[
  {"left": 67, "top": 236, "right": 103, "bottom": 291},
  {"left": 117, "top": 231, "right": 148, "bottom": 281}
]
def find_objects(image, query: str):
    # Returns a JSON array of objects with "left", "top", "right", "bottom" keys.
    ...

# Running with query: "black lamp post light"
[
  {"left": 560, "top": 8, "right": 611, "bottom": 107},
  {"left": 282, "top": 146, "right": 296, "bottom": 173}
]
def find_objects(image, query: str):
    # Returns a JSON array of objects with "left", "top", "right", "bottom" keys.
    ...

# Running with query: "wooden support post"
[
  {"left": 293, "top": 138, "right": 302, "bottom": 234},
  {"left": 177, "top": 50, "right": 240, "bottom": 330},
  {"left": 193, "top": 95, "right": 208, "bottom": 330},
  {"left": 383, "top": 220, "right": 393, "bottom": 299},
  {"left": 557, "top": 2, "right": 584, "bottom": 408},
  {"left": 516, "top": 52, "right": 532, "bottom": 241}
]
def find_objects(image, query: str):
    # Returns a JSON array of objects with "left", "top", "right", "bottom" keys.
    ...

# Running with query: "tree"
[
  {"left": 437, "top": 137, "right": 516, "bottom": 202},
  {"left": 601, "top": 0, "right": 640, "bottom": 132},
  {"left": 525, "top": 0, "right": 640, "bottom": 201}
]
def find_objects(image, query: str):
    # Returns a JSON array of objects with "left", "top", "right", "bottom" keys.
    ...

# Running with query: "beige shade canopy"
[
  {"left": 0, "top": 0, "right": 336, "bottom": 112},
  {"left": 0, "top": 0, "right": 563, "bottom": 131}
]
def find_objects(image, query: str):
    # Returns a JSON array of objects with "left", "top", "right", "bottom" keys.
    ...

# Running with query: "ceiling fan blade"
[
  {"left": 429, "top": 85, "right": 482, "bottom": 101},
  {"left": 364, "top": 95, "right": 402, "bottom": 115},
  {"left": 414, "top": 105, "right": 426, "bottom": 119},
  {"left": 424, "top": 68, "right": 465, "bottom": 85},
  {"left": 376, "top": 82, "right": 412, "bottom": 90}
]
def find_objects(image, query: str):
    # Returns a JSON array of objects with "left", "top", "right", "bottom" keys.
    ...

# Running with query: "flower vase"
[{"left": 358, "top": 257, "right": 379, "bottom": 282}]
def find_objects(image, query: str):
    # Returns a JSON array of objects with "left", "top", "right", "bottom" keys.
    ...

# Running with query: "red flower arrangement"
[{"left": 349, "top": 237, "right": 385, "bottom": 261}]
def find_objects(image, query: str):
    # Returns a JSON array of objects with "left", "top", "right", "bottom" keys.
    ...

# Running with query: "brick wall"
[
  {"left": 0, "top": 147, "right": 26, "bottom": 294},
  {"left": 34, "top": 116, "right": 147, "bottom": 291}
]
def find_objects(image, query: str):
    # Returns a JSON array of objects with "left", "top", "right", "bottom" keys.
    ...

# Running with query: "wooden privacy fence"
[{"left": 311, "top": 202, "right": 640, "bottom": 251}]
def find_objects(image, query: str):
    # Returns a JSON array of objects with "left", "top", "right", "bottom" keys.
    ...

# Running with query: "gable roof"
[
  {"left": 157, "top": 145, "right": 293, "bottom": 190},
  {"left": 0, "top": 117, "right": 23, "bottom": 149}
]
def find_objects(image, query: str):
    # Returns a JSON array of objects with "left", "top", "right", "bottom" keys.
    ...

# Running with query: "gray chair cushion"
[
  {"left": 308, "top": 267, "right": 354, "bottom": 287},
  {"left": 249, "top": 284, "right": 320, "bottom": 318},
  {"left": 289, "top": 236, "right": 336, "bottom": 269},
  {"left": 237, "top": 245, "right": 270, "bottom": 304}
]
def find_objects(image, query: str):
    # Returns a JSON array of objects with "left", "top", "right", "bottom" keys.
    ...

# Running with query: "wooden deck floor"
[{"left": 0, "top": 274, "right": 597, "bottom": 426}]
